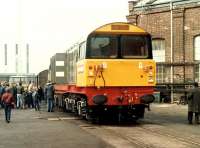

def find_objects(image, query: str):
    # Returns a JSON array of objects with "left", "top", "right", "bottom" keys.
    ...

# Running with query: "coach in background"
[
  {"left": 188, "top": 82, "right": 200, "bottom": 124},
  {"left": 1, "top": 88, "right": 15, "bottom": 123},
  {"left": 44, "top": 81, "right": 55, "bottom": 112}
]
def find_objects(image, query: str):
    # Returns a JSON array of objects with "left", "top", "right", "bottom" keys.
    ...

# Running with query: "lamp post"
[{"left": 170, "top": 1, "right": 174, "bottom": 103}]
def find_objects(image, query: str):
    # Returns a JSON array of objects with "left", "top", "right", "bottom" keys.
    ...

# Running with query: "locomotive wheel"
[
  {"left": 85, "top": 112, "right": 90, "bottom": 120},
  {"left": 118, "top": 112, "right": 122, "bottom": 123},
  {"left": 84, "top": 112, "right": 98, "bottom": 123},
  {"left": 62, "top": 103, "right": 66, "bottom": 112},
  {"left": 77, "top": 102, "right": 82, "bottom": 116},
  {"left": 132, "top": 116, "right": 139, "bottom": 122}
]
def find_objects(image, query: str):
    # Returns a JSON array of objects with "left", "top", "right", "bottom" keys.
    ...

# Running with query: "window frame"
[
  {"left": 79, "top": 41, "right": 86, "bottom": 60},
  {"left": 86, "top": 33, "right": 153, "bottom": 59},
  {"left": 120, "top": 35, "right": 150, "bottom": 59},
  {"left": 86, "top": 34, "right": 118, "bottom": 59},
  {"left": 156, "top": 65, "right": 165, "bottom": 83},
  {"left": 152, "top": 38, "right": 165, "bottom": 62},
  {"left": 194, "top": 35, "right": 200, "bottom": 61},
  {"left": 194, "top": 35, "right": 200, "bottom": 82}
]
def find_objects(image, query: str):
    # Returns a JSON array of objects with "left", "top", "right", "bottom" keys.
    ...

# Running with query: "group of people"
[
  {"left": 0, "top": 80, "right": 55, "bottom": 123},
  {"left": 0, "top": 81, "right": 44, "bottom": 110}
]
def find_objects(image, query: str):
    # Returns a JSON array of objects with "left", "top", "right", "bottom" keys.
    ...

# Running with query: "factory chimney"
[
  {"left": 16, "top": 44, "right": 19, "bottom": 74},
  {"left": 4, "top": 44, "right": 7, "bottom": 66},
  {"left": 26, "top": 44, "right": 29, "bottom": 74}
]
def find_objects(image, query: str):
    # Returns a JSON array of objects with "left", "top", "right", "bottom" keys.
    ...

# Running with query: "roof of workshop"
[{"left": 134, "top": 0, "right": 199, "bottom": 8}]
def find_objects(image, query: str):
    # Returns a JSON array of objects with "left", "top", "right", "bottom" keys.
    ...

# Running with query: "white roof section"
[
  {"left": 134, "top": 0, "right": 196, "bottom": 7},
  {"left": 153, "top": 0, "right": 178, "bottom": 4}
]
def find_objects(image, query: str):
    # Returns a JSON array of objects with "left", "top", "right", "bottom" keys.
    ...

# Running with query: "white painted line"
[
  {"left": 59, "top": 117, "right": 80, "bottom": 120},
  {"left": 47, "top": 118, "right": 60, "bottom": 121},
  {"left": 33, "top": 116, "right": 43, "bottom": 119}
]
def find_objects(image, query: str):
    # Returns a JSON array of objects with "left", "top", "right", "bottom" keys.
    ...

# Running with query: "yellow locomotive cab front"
[{"left": 77, "top": 59, "right": 156, "bottom": 87}]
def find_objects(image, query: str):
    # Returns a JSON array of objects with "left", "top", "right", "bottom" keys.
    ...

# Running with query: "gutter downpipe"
[{"left": 170, "top": 1, "right": 174, "bottom": 103}]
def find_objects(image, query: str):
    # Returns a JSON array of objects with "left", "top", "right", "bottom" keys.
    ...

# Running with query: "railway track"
[
  {"left": 78, "top": 121, "right": 200, "bottom": 148},
  {"left": 107, "top": 124, "right": 200, "bottom": 148},
  {"left": 139, "top": 125, "right": 200, "bottom": 147},
  {"left": 79, "top": 124, "right": 152, "bottom": 148}
]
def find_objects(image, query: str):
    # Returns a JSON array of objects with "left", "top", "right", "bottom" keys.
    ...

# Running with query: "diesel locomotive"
[{"left": 50, "top": 22, "right": 156, "bottom": 121}]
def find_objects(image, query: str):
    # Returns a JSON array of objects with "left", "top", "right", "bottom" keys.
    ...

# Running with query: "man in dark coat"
[
  {"left": 44, "top": 81, "right": 55, "bottom": 112},
  {"left": 37, "top": 85, "right": 44, "bottom": 101},
  {"left": 188, "top": 82, "right": 200, "bottom": 124},
  {"left": 10, "top": 83, "right": 17, "bottom": 105},
  {"left": 1, "top": 88, "right": 15, "bottom": 123}
]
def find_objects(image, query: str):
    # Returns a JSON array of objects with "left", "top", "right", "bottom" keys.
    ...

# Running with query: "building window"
[
  {"left": 156, "top": 65, "right": 165, "bottom": 83},
  {"left": 194, "top": 35, "right": 200, "bottom": 61},
  {"left": 152, "top": 39, "right": 165, "bottom": 62},
  {"left": 56, "top": 72, "right": 64, "bottom": 77},
  {"left": 56, "top": 61, "right": 64, "bottom": 66},
  {"left": 195, "top": 64, "right": 199, "bottom": 82},
  {"left": 194, "top": 35, "right": 200, "bottom": 82}
]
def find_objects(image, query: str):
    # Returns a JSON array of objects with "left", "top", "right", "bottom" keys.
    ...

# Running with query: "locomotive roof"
[
  {"left": 65, "top": 22, "right": 149, "bottom": 53},
  {"left": 90, "top": 22, "right": 148, "bottom": 35}
]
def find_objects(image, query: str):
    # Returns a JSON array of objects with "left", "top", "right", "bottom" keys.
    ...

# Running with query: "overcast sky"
[{"left": 0, "top": 0, "right": 129, "bottom": 74}]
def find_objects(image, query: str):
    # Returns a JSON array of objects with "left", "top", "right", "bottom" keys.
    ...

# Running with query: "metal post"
[
  {"left": 4, "top": 44, "right": 7, "bottom": 66},
  {"left": 36, "top": 75, "right": 39, "bottom": 88},
  {"left": 26, "top": 44, "right": 29, "bottom": 74},
  {"left": 170, "top": 2, "right": 174, "bottom": 103},
  {"left": 16, "top": 44, "right": 18, "bottom": 74},
  {"left": 4, "top": 44, "right": 8, "bottom": 73}
]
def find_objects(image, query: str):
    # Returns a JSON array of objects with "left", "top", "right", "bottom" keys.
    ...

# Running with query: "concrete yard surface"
[
  {"left": 1, "top": 103, "right": 200, "bottom": 148},
  {"left": 0, "top": 109, "right": 111, "bottom": 148}
]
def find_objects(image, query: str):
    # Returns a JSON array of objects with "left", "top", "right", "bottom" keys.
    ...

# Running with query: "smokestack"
[
  {"left": 16, "top": 44, "right": 18, "bottom": 55},
  {"left": 4, "top": 44, "right": 7, "bottom": 66},
  {"left": 16, "top": 44, "right": 18, "bottom": 74},
  {"left": 26, "top": 44, "right": 29, "bottom": 74}
]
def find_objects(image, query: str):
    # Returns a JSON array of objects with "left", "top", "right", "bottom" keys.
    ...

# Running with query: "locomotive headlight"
[
  {"left": 148, "top": 76, "right": 154, "bottom": 83},
  {"left": 148, "top": 67, "right": 154, "bottom": 83},
  {"left": 88, "top": 65, "right": 94, "bottom": 76},
  {"left": 88, "top": 71, "right": 94, "bottom": 76},
  {"left": 89, "top": 65, "right": 93, "bottom": 70},
  {"left": 134, "top": 93, "right": 138, "bottom": 99},
  {"left": 149, "top": 66, "right": 153, "bottom": 70}
]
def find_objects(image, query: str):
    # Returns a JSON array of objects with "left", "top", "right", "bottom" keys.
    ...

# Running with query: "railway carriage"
[{"left": 54, "top": 22, "right": 156, "bottom": 121}]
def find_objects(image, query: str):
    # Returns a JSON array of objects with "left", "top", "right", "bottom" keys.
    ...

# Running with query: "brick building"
[{"left": 127, "top": 0, "right": 200, "bottom": 102}]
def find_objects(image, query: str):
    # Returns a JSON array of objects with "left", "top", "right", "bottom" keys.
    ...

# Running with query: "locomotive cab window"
[
  {"left": 87, "top": 35, "right": 118, "bottom": 58},
  {"left": 121, "top": 36, "right": 149, "bottom": 58},
  {"left": 79, "top": 41, "right": 86, "bottom": 60}
]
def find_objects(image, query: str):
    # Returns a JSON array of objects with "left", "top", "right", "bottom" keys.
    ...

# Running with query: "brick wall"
[{"left": 127, "top": 2, "right": 200, "bottom": 84}]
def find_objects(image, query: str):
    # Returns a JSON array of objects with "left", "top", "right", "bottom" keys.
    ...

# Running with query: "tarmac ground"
[
  {"left": 0, "top": 106, "right": 111, "bottom": 148},
  {"left": 1, "top": 103, "right": 200, "bottom": 148}
]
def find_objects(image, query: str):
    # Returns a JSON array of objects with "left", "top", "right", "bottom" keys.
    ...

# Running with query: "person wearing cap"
[
  {"left": 1, "top": 88, "right": 15, "bottom": 123},
  {"left": 188, "top": 82, "right": 200, "bottom": 124}
]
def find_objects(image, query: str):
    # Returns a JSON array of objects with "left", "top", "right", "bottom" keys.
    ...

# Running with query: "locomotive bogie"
[{"left": 62, "top": 92, "right": 147, "bottom": 121}]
